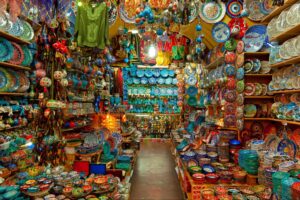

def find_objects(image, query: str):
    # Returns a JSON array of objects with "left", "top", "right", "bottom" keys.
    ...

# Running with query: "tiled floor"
[{"left": 130, "top": 141, "right": 184, "bottom": 200}]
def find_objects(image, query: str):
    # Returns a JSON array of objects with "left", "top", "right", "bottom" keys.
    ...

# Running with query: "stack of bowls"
[
  {"left": 238, "top": 150, "right": 259, "bottom": 175},
  {"left": 281, "top": 177, "right": 299, "bottom": 200}
]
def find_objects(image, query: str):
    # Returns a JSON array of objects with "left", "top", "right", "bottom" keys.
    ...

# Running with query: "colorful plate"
[
  {"left": 246, "top": 0, "right": 265, "bottom": 22},
  {"left": 187, "top": 86, "right": 198, "bottom": 96},
  {"left": 244, "top": 104, "right": 257, "bottom": 118},
  {"left": 243, "top": 25, "right": 267, "bottom": 52},
  {"left": 212, "top": 22, "right": 230, "bottom": 43},
  {"left": 199, "top": 0, "right": 226, "bottom": 24},
  {"left": 119, "top": 0, "right": 140, "bottom": 24},
  {"left": 226, "top": 0, "right": 243, "bottom": 18}
]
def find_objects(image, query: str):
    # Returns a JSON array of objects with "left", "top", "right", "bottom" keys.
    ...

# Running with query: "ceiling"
[{"left": 109, "top": 14, "right": 256, "bottom": 49}]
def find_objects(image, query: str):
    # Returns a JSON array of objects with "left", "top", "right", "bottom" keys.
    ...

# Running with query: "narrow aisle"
[{"left": 130, "top": 141, "right": 184, "bottom": 200}]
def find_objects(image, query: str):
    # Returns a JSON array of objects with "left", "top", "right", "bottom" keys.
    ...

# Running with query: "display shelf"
[
  {"left": 243, "top": 52, "right": 270, "bottom": 60},
  {"left": 244, "top": 118, "right": 273, "bottom": 121},
  {"left": 270, "top": 56, "right": 300, "bottom": 68},
  {"left": 62, "top": 124, "right": 91, "bottom": 132},
  {"left": 244, "top": 96, "right": 274, "bottom": 99},
  {"left": 270, "top": 89, "right": 300, "bottom": 94},
  {"left": 0, "top": 62, "right": 31, "bottom": 71},
  {"left": 0, "top": 125, "right": 26, "bottom": 131},
  {"left": 0, "top": 30, "right": 31, "bottom": 45},
  {"left": 270, "top": 24, "right": 300, "bottom": 43},
  {"left": 244, "top": 74, "right": 272, "bottom": 77},
  {"left": 0, "top": 92, "right": 28, "bottom": 96},
  {"left": 260, "top": 0, "right": 298, "bottom": 23},
  {"left": 217, "top": 127, "right": 238, "bottom": 131},
  {"left": 205, "top": 56, "right": 224, "bottom": 70},
  {"left": 272, "top": 119, "right": 300, "bottom": 126}
]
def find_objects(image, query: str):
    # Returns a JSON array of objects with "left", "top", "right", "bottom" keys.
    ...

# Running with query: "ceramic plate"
[
  {"left": 161, "top": 69, "right": 169, "bottom": 78},
  {"left": 199, "top": 0, "right": 226, "bottom": 24},
  {"left": 244, "top": 60, "right": 254, "bottom": 73},
  {"left": 9, "top": 18, "right": 24, "bottom": 37},
  {"left": 244, "top": 104, "right": 257, "bottom": 118},
  {"left": 244, "top": 83, "right": 255, "bottom": 96},
  {"left": 187, "top": 86, "right": 198, "bottom": 96},
  {"left": 136, "top": 70, "right": 145, "bottom": 78},
  {"left": 165, "top": 77, "right": 172, "bottom": 85},
  {"left": 252, "top": 59, "right": 261, "bottom": 73},
  {"left": 237, "top": 80, "right": 245, "bottom": 93},
  {"left": 254, "top": 83, "right": 262, "bottom": 95},
  {"left": 153, "top": 69, "right": 160, "bottom": 77},
  {"left": 264, "top": 134, "right": 280, "bottom": 152},
  {"left": 278, "top": 138, "right": 297, "bottom": 159},
  {"left": 225, "top": 64, "right": 236, "bottom": 76},
  {"left": 20, "top": 20, "right": 34, "bottom": 41},
  {"left": 119, "top": 0, "right": 140, "bottom": 24},
  {"left": 157, "top": 77, "right": 165, "bottom": 84},
  {"left": 236, "top": 68, "right": 245, "bottom": 80},
  {"left": 236, "top": 53, "right": 244, "bottom": 68},
  {"left": 212, "top": 22, "right": 230, "bottom": 43},
  {"left": 236, "top": 40, "right": 245, "bottom": 54},
  {"left": 141, "top": 77, "right": 148, "bottom": 84},
  {"left": 172, "top": 78, "right": 178, "bottom": 85},
  {"left": 144, "top": 70, "right": 153, "bottom": 78},
  {"left": 226, "top": 0, "right": 243, "bottom": 18},
  {"left": 247, "top": 0, "right": 265, "bottom": 22},
  {"left": 0, "top": 68, "right": 7, "bottom": 92},
  {"left": 243, "top": 25, "right": 267, "bottom": 52},
  {"left": 224, "top": 90, "right": 237, "bottom": 102},
  {"left": 260, "top": 61, "right": 271, "bottom": 74},
  {"left": 188, "top": 96, "right": 197, "bottom": 106},
  {"left": 187, "top": 75, "right": 197, "bottom": 85}
]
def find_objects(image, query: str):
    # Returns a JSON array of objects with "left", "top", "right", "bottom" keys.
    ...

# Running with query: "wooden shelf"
[
  {"left": 0, "top": 62, "right": 31, "bottom": 71},
  {"left": 272, "top": 119, "right": 300, "bottom": 126},
  {"left": 0, "top": 92, "right": 28, "bottom": 96},
  {"left": 244, "top": 118, "right": 273, "bottom": 121},
  {"left": 270, "top": 56, "right": 300, "bottom": 68},
  {"left": 205, "top": 56, "right": 224, "bottom": 70},
  {"left": 260, "top": 0, "right": 298, "bottom": 23},
  {"left": 245, "top": 96, "right": 274, "bottom": 99},
  {"left": 245, "top": 74, "right": 272, "bottom": 77},
  {"left": 62, "top": 124, "right": 91, "bottom": 132},
  {"left": 270, "top": 23, "right": 300, "bottom": 43},
  {"left": 0, "top": 125, "right": 26, "bottom": 131},
  {"left": 271, "top": 89, "right": 300, "bottom": 94},
  {"left": 0, "top": 30, "right": 31, "bottom": 45}
]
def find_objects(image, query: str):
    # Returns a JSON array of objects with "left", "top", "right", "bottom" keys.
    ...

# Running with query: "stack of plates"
[
  {"left": 238, "top": 150, "right": 259, "bottom": 175},
  {"left": 272, "top": 171, "right": 290, "bottom": 197}
]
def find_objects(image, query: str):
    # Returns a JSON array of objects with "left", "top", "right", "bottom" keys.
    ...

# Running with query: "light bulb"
[
  {"left": 78, "top": 1, "right": 82, "bottom": 6},
  {"left": 148, "top": 44, "right": 157, "bottom": 58}
]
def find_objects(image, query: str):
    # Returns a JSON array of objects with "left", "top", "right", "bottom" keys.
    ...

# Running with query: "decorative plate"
[
  {"left": 237, "top": 119, "right": 244, "bottom": 130},
  {"left": 252, "top": 59, "right": 261, "bottom": 73},
  {"left": 21, "top": 46, "right": 33, "bottom": 66},
  {"left": 168, "top": 70, "right": 175, "bottom": 77},
  {"left": 278, "top": 138, "right": 297, "bottom": 160},
  {"left": 136, "top": 70, "right": 145, "bottom": 78},
  {"left": 261, "top": 84, "right": 268, "bottom": 96},
  {"left": 172, "top": 78, "right": 178, "bottom": 85},
  {"left": 244, "top": 104, "right": 257, "bottom": 118},
  {"left": 127, "top": 78, "right": 133, "bottom": 84},
  {"left": 212, "top": 22, "right": 230, "bottom": 43},
  {"left": 237, "top": 106, "right": 244, "bottom": 118},
  {"left": 157, "top": 77, "right": 165, "bottom": 85},
  {"left": 161, "top": 69, "right": 169, "bottom": 78},
  {"left": 236, "top": 68, "right": 245, "bottom": 80},
  {"left": 119, "top": 0, "right": 140, "bottom": 24},
  {"left": 264, "top": 134, "right": 280, "bottom": 152},
  {"left": 228, "top": 18, "right": 248, "bottom": 39},
  {"left": 225, "top": 103, "right": 236, "bottom": 114},
  {"left": 9, "top": 18, "right": 24, "bottom": 37},
  {"left": 149, "top": 0, "right": 171, "bottom": 9},
  {"left": 237, "top": 80, "right": 245, "bottom": 93},
  {"left": 199, "top": 0, "right": 226, "bottom": 24},
  {"left": 260, "top": 61, "right": 271, "bottom": 74},
  {"left": 246, "top": 0, "right": 265, "bottom": 22},
  {"left": 243, "top": 25, "right": 267, "bottom": 52},
  {"left": 244, "top": 60, "right": 253, "bottom": 73},
  {"left": 236, "top": 40, "right": 245, "bottom": 54},
  {"left": 153, "top": 69, "right": 160, "bottom": 77},
  {"left": 225, "top": 64, "right": 236, "bottom": 76},
  {"left": 227, "top": 77, "right": 236, "bottom": 90},
  {"left": 260, "top": 0, "right": 274, "bottom": 15},
  {"left": 133, "top": 78, "right": 140, "bottom": 84},
  {"left": 224, "top": 90, "right": 237, "bottom": 102},
  {"left": 8, "top": 42, "right": 24, "bottom": 65},
  {"left": 0, "top": 38, "right": 14, "bottom": 62},
  {"left": 187, "top": 86, "right": 198, "bottom": 96},
  {"left": 225, "top": 38, "right": 237, "bottom": 51},
  {"left": 237, "top": 94, "right": 244, "bottom": 106},
  {"left": 224, "top": 115, "right": 236, "bottom": 127},
  {"left": 185, "top": 67, "right": 195, "bottom": 76},
  {"left": 7, "top": 69, "right": 20, "bottom": 92},
  {"left": 187, "top": 159, "right": 198, "bottom": 168},
  {"left": 254, "top": 83, "right": 262, "bottom": 96},
  {"left": 226, "top": 0, "right": 243, "bottom": 18},
  {"left": 244, "top": 83, "right": 255, "bottom": 96},
  {"left": 236, "top": 53, "right": 244, "bottom": 68},
  {"left": 188, "top": 2, "right": 198, "bottom": 23},
  {"left": 0, "top": 68, "right": 7, "bottom": 92},
  {"left": 144, "top": 70, "right": 153, "bottom": 78},
  {"left": 0, "top": 11, "right": 8, "bottom": 30},
  {"left": 187, "top": 75, "right": 197, "bottom": 85},
  {"left": 141, "top": 77, "right": 148, "bottom": 84},
  {"left": 188, "top": 96, "right": 197, "bottom": 106},
  {"left": 20, "top": 20, "right": 34, "bottom": 42},
  {"left": 165, "top": 77, "right": 172, "bottom": 85}
]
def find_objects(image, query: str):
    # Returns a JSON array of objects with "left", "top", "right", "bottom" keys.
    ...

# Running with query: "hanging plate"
[
  {"left": 212, "top": 22, "right": 230, "bottom": 43},
  {"left": 226, "top": 0, "right": 243, "bottom": 18},
  {"left": 148, "top": 0, "right": 171, "bottom": 9},
  {"left": 243, "top": 25, "right": 267, "bottom": 52},
  {"left": 119, "top": 0, "right": 141, "bottom": 24},
  {"left": 246, "top": 0, "right": 265, "bottom": 22},
  {"left": 278, "top": 138, "right": 297, "bottom": 160},
  {"left": 108, "top": 1, "right": 118, "bottom": 26},
  {"left": 187, "top": 86, "right": 198, "bottom": 96},
  {"left": 8, "top": 18, "right": 24, "bottom": 37},
  {"left": 0, "top": 68, "right": 8, "bottom": 92},
  {"left": 199, "top": 0, "right": 226, "bottom": 24}
]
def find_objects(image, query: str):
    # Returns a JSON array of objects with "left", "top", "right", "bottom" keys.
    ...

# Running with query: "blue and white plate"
[
  {"left": 168, "top": 70, "right": 175, "bottom": 77},
  {"left": 157, "top": 77, "right": 165, "bottom": 84},
  {"left": 187, "top": 75, "right": 197, "bottom": 85},
  {"left": 212, "top": 22, "right": 230, "bottom": 43},
  {"left": 144, "top": 70, "right": 153, "bottom": 78},
  {"left": 141, "top": 77, "right": 148, "bottom": 84},
  {"left": 153, "top": 69, "right": 160, "bottom": 77},
  {"left": 149, "top": 77, "right": 156, "bottom": 84},
  {"left": 172, "top": 78, "right": 178, "bottom": 85},
  {"left": 243, "top": 25, "right": 268, "bottom": 52},
  {"left": 165, "top": 77, "right": 172, "bottom": 85},
  {"left": 161, "top": 69, "right": 169, "bottom": 78},
  {"left": 136, "top": 70, "right": 145, "bottom": 78},
  {"left": 236, "top": 68, "right": 244, "bottom": 80}
]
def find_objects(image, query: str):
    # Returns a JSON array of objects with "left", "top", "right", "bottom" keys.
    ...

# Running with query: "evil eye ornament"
[{"left": 196, "top": 24, "right": 202, "bottom": 31}]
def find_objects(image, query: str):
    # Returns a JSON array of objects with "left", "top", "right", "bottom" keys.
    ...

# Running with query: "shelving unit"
[
  {"left": 0, "top": 62, "right": 31, "bottom": 71},
  {"left": 244, "top": 74, "right": 272, "bottom": 77},
  {"left": 0, "top": 125, "right": 26, "bottom": 131},
  {"left": 244, "top": 118, "right": 273, "bottom": 121},
  {"left": 244, "top": 96, "right": 274, "bottom": 99},
  {"left": 243, "top": 52, "right": 270, "bottom": 60},
  {"left": 260, "top": 0, "right": 298, "bottom": 23},
  {"left": 62, "top": 124, "right": 91, "bottom": 132},
  {"left": 0, "top": 30, "right": 31, "bottom": 45},
  {"left": 270, "top": 24, "right": 300, "bottom": 43},
  {"left": 271, "top": 89, "right": 300, "bottom": 94},
  {"left": 270, "top": 56, "right": 300, "bottom": 68},
  {"left": 205, "top": 56, "right": 224, "bottom": 70},
  {"left": 0, "top": 92, "right": 28, "bottom": 96}
]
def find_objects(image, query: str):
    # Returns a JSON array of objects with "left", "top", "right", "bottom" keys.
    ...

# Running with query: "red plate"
[
  {"left": 228, "top": 18, "right": 248, "bottom": 39},
  {"left": 244, "top": 83, "right": 255, "bottom": 96}
]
